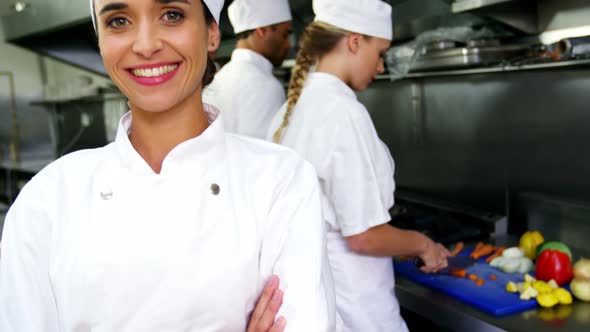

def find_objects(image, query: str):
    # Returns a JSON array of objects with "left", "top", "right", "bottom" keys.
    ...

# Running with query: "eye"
[
  {"left": 107, "top": 17, "right": 129, "bottom": 29},
  {"left": 163, "top": 10, "right": 184, "bottom": 23}
]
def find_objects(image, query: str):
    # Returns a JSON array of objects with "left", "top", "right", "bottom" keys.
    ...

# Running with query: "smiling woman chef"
[
  {"left": 268, "top": 0, "right": 451, "bottom": 331},
  {"left": 0, "top": 0, "right": 335, "bottom": 331}
]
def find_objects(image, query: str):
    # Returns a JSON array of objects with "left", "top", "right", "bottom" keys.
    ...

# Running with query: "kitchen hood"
[
  {"left": 2, "top": 0, "right": 104, "bottom": 76},
  {"left": 0, "top": 0, "right": 236, "bottom": 77},
  {"left": 3, "top": 0, "right": 590, "bottom": 76}
]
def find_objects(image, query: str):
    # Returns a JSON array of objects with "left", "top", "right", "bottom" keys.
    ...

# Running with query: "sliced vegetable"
[
  {"left": 489, "top": 274, "right": 497, "bottom": 280},
  {"left": 518, "top": 257, "right": 534, "bottom": 274},
  {"left": 537, "top": 293, "right": 559, "bottom": 308},
  {"left": 489, "top": 256, "right": 507, "bottom": 268},
  {"left": 476, "top": 279, "right": 485, "bottom": 286},
  {"left": 468, "top": 274, "right": 478, "bottom": 281},
  {"left": 506, "top": 281, "right": 518, "bottom": 293},
  {"left": 503, "top": 247, "right": 524, "bottom": 259},
  {"left": 471, "top": 244, "right": 495, "bottom": 259},
  {"left": 501, "top": 259, "right": 522, "bottom": 273},
  {"left": 474, "top": 242, "right": 484, "bottom": 252},
  {"left": 489, "top": 253, "right": 533, "bottom": 274},
  {"left": 450, "top": 241, "right": 464, "bottom": 257},
  {"left": 532, "top": 280, "right": 553, "bottom": 294},
  {"left": 553, "top": 288, "right": 573, "bottom": 305},
  {"left": 520, "top": 285, "right": 539, "bottom": 300},
  {"left": 485, "top": 247, "right": 505, "bottom": 263},
  {"left": 450, "top": 269, "right": 467, "bottom": 278}
]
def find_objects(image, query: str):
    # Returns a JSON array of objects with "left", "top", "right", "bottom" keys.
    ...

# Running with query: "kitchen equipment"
[
  {"left": 412, "top": 43, "right": 529, "bottom": 71},
  {"left": 394, "top": 250, "right": 538, "bottom": 316},
  {"left": 389, "top": 199, "right": 488, "bottom": 246}
]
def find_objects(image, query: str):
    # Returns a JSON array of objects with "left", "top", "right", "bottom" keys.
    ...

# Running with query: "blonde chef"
[
  {"left": 0, "top": 0, "right": 336, "bottom": 331},
  {"left": 268, "top": 0, "right": 451, "bottom": 331},
  {"left": 203, "top": 0, "right": 292, "bottom": 139}
]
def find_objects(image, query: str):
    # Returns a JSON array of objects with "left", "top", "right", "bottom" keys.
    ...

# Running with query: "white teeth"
[{"left": 132, "top": 64, "right": 178, "bottom": 78}]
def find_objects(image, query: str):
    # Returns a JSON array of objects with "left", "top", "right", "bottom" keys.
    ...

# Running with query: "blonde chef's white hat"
[
  {"left": 90, "top": 0, "right": 224, "bottom": 30},
  {"left": 313, "top": 0, "right": 393, "bottom": 41},
  {"left": 228, "top": 0, "right": 292, "bottom": 34}
]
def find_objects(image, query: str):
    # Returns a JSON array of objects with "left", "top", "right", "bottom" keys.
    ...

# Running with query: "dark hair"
[
  {"left": 235, "top": 24, "right": 279, "bottom": 40},
  {"left": 202, "top": 1, "right": 216, "bottom": 87}
]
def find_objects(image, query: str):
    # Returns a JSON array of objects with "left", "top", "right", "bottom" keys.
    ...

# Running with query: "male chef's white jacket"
[
  {"left": 267, "top": 72, "right": 409, "bottom": 332},
  {"left": 0, "top": 105, "right": 335, "bottom": 332},
  {"left": 203, "top": 49, "right": 285, "bottom": 139}
]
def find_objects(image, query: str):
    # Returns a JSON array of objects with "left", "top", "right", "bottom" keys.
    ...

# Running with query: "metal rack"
[{"left": 377, "top": 57, "right": 590, "bottom": 80}]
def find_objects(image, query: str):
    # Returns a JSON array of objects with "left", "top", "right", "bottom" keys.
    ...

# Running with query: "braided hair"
[{"left": 272, "top": 22, "right": 350, "bottom": 143}]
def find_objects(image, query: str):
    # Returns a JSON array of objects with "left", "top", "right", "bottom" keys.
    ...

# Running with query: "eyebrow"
[{"left": 99, "top": 0, "right": 191, "bottom": 15}]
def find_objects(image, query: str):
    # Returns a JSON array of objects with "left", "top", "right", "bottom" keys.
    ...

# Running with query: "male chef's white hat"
[
  {"left": 228, "top": 0, "right": 292, "bottom": 34},
  {"left": 313, "top": 0, "right": 393, "bottom": 41},
  {"left": 90, "top": 0, "right": 224, "bottom": 31}
]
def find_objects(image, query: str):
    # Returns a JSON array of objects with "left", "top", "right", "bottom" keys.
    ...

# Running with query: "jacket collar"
[
  {"left": 231, "top": 48, "right": 274, "bottom": 75},
  {"left": 114, "top": 104, "right": 226, "bottom": 176},
  {"left": 306, "top": 72, "right": 357, "bottom": 100}
]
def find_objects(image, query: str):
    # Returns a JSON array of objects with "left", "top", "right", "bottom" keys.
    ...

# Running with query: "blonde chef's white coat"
[
  {"left": 267, "top": 72, "right": 409, "bottom": 332},
  {"left": 203, "top": 49, "right": 285, "bottom": 139},
  {"left": 0, "top": 105, "right": 336, "bottom": 332}
]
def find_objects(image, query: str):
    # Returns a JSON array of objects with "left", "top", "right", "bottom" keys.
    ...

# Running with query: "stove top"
[{"left": 389, "top": 200, "right": 489, "bottom": 245}]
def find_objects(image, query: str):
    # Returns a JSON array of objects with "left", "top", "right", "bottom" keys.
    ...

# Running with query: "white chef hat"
[
  {"left": 228, "top": 0, "right": 292, "bottom": 34},
  {"left": 90, "top": 0, "right": 224, "bottom": 31},
  {"left": 313, "top": 0, "right": 393, "bottom": 41}
]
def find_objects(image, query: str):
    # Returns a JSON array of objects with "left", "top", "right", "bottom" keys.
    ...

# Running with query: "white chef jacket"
[
  {"left": 267, "top": 72, "right": 409, "bottom": 332},
  {"left": 203, "top": 49, "right": 286, "bottom": 139},
  {"left": 0, "top": 104, "right": 335, "bottom": 332}
]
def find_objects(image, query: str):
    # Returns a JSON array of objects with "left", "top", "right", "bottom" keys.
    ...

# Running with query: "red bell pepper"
[{"left": 535, "top": 249, "right": 573, "bottom": 286}]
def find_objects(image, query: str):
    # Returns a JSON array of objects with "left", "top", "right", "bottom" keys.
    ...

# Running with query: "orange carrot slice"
[{"left": 451, "top": 241, "right": 464, "bottom": 257}]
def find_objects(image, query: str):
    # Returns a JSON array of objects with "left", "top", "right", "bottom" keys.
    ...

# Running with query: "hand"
[
  {"left": 246, "top": 275, "right": 287, "bottom": 332},
  {"left": 419, "top": 239, "right": 451, "bottom": 273}
]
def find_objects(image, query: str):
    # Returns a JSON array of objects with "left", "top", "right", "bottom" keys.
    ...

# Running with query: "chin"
[{"left": 130, "top": 97, "right": 178, "bottom": 113}]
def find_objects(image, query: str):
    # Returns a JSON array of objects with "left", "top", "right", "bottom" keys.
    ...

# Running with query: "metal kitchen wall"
[{"left": 358, "top": 67, "right": 590, "bottom": 245}]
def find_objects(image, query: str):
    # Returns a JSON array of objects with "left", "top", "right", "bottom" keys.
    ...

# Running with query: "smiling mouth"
[{"left": 130, "top": 64, "right": 179, "bottom": 78}]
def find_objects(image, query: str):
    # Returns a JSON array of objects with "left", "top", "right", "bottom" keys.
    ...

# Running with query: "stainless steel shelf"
[
  {"left": 452, "top": 0, "right": 516, "bottom": 13},
  {"left": 377, "top": 58, "right": 590, "bottom": 80}
]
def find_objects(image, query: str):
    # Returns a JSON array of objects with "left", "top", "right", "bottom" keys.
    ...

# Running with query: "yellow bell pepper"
[
  {"left": 532, "top": 280, "right": 553, "bottom": 294},
  {"left": 519, "top": 231, "right": 544, "bottom": 260},
  {"left": 553, "top": 288, "right": 573, "bottom": 305},
  {"left": 506, "top": 281, "right": 519, "bottom": 293},
  {"left": 537, "top": 293, "right": 559, "bottom": 308}
]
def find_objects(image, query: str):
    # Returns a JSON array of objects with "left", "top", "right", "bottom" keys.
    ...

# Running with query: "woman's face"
[
  {"left": 349, "top": 36, "right": 390, "bottom": 91},
  {"left": 94, "top": 0, "right": 219, "bottom": 112}
]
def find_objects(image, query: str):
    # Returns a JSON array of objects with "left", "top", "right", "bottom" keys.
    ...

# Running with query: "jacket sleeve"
[
  {"left": 258, "top": 156, "right": 336, "bottom": 332},
  {"left": 0, "top": 172, "right": 60, "bottom": 332},
  {"left": 322, "top": 103, "right": 395, "bottom": 237}
]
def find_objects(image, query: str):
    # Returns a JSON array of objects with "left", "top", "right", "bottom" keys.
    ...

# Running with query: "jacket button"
[
  {"left": 100, "top": 191, "right": 113, "bottom": 200},
  {"left": 210, "top": 183, "right": 220, "bottom": 195}
]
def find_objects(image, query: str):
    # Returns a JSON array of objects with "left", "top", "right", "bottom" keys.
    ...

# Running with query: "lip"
[{"left": 125, "top": 61, "right": 181, "bottom": 87}]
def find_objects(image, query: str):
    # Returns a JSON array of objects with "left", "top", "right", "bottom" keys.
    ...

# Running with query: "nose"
[
  {"left": 376, "top": 57, "right": 385, "bottom": 74},
  {"left": 132, "top": 22, "right": 163, "bottom": 58}
]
